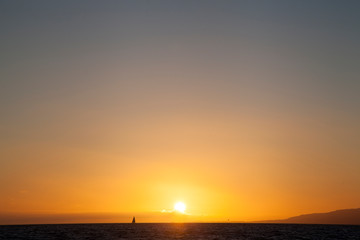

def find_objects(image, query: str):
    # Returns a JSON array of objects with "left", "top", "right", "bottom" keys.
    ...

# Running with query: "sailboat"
[{"left": 132, "top": 216, "right": 136, "bottom": 223}]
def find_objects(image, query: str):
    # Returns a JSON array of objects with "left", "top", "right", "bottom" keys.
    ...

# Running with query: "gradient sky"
[{"left": 1, "top": 0, "right": 360, "bottom": 224}]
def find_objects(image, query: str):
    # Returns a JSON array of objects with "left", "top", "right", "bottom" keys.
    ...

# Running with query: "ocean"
[{"left": 1, "top": 223, "right": 359, "bottom": 239}]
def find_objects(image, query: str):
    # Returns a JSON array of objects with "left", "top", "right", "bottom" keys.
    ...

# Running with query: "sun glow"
[{"left": 174, "top": 202, "right": 186, "bottom": 213}]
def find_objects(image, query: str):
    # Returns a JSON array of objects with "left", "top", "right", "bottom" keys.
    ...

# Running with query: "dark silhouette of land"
[{"left": 255, "top": 208, "right": 360, "bottom": 225}]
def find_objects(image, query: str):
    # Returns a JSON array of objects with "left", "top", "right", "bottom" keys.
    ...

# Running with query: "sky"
[{"left": 1, "top": 0, "right": 360, "bottom": 224}]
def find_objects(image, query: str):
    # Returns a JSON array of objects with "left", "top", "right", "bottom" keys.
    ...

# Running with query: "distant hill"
[{"left": 257, "top": 208, "right": 360, "bottom": 225}]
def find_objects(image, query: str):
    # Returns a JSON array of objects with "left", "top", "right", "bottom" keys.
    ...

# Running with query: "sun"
[{"left": 174, "top": 202, "right": 186, "bottom": 213}]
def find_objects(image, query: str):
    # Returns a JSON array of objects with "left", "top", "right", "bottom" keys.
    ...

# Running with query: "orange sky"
[
  {"left": 1, "top": 107, "right": 359, "bottom": 224},
  {"left": 1, "top": 1, "right": 360, "bottom": 224}
]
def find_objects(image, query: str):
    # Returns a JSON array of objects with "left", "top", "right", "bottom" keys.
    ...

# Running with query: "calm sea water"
[{"left": 1, "top": 223, "right": 360, "bottom": 240}]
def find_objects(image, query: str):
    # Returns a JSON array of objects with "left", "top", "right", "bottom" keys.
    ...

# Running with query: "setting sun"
[{"left": 174, "top": 202, "right": 186, "bottom": 213}]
